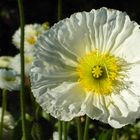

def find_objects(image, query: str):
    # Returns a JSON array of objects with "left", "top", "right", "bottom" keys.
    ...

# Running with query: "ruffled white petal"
[
  {"left": 114, "top": 25, "right": 140, "bottom": 63},
  {"left": 127, "top": 64, "right": 140, "bottom": 96},
  {"left": 83, "top": 94, "right": 109, "bottom": 123},
  {"left": 36, "top": 7, "right": 140, "bottom": 61},
  {"left": 106, "top": 90, "right": 140, "bottom": 128},
  {"left": 30, "top": 59, "right": 78, "bottom": 90},
  {"left": 30, "top": 58, "right": 84, "bottom": 120},
  {"left": 32, "top": 82, "right": 87, "bottom": 121}
]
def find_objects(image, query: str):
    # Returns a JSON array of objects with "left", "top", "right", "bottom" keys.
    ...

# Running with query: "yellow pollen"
[{"left": 76, "top": 51, "right": 122, "bottom": 95}]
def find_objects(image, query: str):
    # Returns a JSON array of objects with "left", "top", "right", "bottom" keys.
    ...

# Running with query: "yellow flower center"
[
  {"left": 77, "top": 51, "right": 124, "bottom": 95},
  {"left": 26, "top": 36, "right": 36, "bottom": 45},
  {"left": 25, "top": 56, "right": 33, "bottom": 64},
  {"left": 92, "top": 65, "right": 103, "bottom": 78}
]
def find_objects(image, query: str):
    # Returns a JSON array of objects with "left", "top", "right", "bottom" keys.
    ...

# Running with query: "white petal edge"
[{"left": 32, "top": 82, "right": 87, "bottom": 121}]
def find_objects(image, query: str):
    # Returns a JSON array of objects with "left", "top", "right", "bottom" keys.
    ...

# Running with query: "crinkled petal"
[
  {"left": 84, "top": 94, "right": 109, "bottom": 123},
  {"left": 35, "top": 7, "right": 140, "bottom": 63},
  {"left": 32, "top": 82, "right": 87, "bottom": 121},
  {"left": 114, "top": 24, "right": 140, "bottom": 63},
  {"left": 107, "top": 90, "right": 140, "bottom": 128},
  {"left": 30, "top": 59, "right": 78, "bottom": 91},
  {"left": 127, "top": 64, "right": 140, "bottom": 96}
]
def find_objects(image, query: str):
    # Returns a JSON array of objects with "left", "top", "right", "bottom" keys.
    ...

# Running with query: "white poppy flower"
[
  {"left": 10, "top": 53, "right": 33, "bottom": 76},
  {"left": 0, "top": 68, "right": 20, "bottom": 91},
  {"left": 12, "top": 24, "right": 48, "bottom": 52},
  {"left": 30, "top": 7, "right": 140, "bottom": 128},
  {"left": 0, "top": 56, "right": 13, "bottom": 68}
]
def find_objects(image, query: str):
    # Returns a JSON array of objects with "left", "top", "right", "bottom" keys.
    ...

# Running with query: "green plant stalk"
[
  {"left": 57, "top": 0, "right": 62, "bottom": 21},
  {"left": 76, "top": 117, "right": 82, "bottom": 140},
  {"left": 17, "top": 0, "right": 27, "bottom": 139},
  {"left": 63, "top": 122, "right": 67, "bottom": 140},
  {"left": 0, "top": 89, "right": 7, "bottom": 140},
  {"left": 83, "top": 116, "right": 90, "bottom": 140},
  {"left": 112, "top": 129, "right": 117, "bottom": 140},
  {"left": 58, "top": 120, "right": 62, "bottom": 140}
]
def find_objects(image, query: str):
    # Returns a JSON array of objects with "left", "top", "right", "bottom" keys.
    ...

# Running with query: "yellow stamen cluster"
[
  {"left": 92, "top": 65, "right": 103, "bottom": 78},
  {"left": 77, "top": 51, "right": 121, "bottom": 95}
]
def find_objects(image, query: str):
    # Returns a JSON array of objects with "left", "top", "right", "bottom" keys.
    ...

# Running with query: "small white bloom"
[
  {"left": 0, "top": 68, "right": 20, "bottom": 91},
  {"left": 12, "top": 23, "right": 48, "bottom": 52},
  {"left": 30, "top": 8, "right": 140, "bottom": 128},
  {"left": 0, "top": 56, "right": 13, "bottom": 68},
  {"left": 0, "top": 108, "right": 15, "bottom": 139},
  {"left": 10, "top": 53, "right": 33, "bottom": 76},
  {"left": 53, "top": 131, "right": 72, "bottom": 140},
  {"left": 0, "top": 108, "right": 15, "bottom": 130}
]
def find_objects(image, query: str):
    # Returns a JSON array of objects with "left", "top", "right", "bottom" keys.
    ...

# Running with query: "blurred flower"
[
  {"left": 0, "top": 108, "right": 15, "bottom": 139},
  {"left": 0, "top": 56, "right": 13, "bottom": 68},
  {"left": 0, "top": 68, "right": 20, "bottom": 91},
  {"left": 10, "top": 53, "right": 33, "bottom": 76},
  {"left": 53, "top": 131, "right": 72, "bottom": 140},
  {"left": 12, "top": 23, "right": 49, "bottom": 52},
  {"left": 30, "top": 8, "right": 140, "bottom": 128}
]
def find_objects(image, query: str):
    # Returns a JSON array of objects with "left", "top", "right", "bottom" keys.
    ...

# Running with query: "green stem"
[
  {"left": 17, "top": 0, "right": 27, "bottom": 139},
  {"left": 76, "top": 117, "right": 82, "bottom": 140},
  {"left": 83, "top": 116, "right": 90, "bottom": 140},
  {"left": 112, "top": 129, "right": 117, "bottom": 140},
  {"left": 57, "top": 0, "right": 62, "bottom": 21},
  {"left": 0, "top": 89, "right": 7, "bottom": 140},
  {"left": 63, "top": 122, "right": 67, "bottom": 140},
  {"left": 58, "top": 120, "right": 62, "bottom": 140}
]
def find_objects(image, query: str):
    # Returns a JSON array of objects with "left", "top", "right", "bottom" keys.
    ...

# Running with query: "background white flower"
[
  {"left": 53, "top": 131, "right": 72, "bottom": 140},
  {"left": 30, "top": 7, "right": 140, "bottom": 128},
  {"left": 0, "top": 56, "right": 13, "bottom": 68},
  {"left": 10, "top": 53, "right": 33, "bottom": 76},
  {"left": 0, "top": 108, "right": 15, "bottom": 140},
  {"left": 0, "top": 68, "right": 20, "bottom": 91},
  {"left": 12, "top": 23, "right": 49, "bottom": 53}
]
